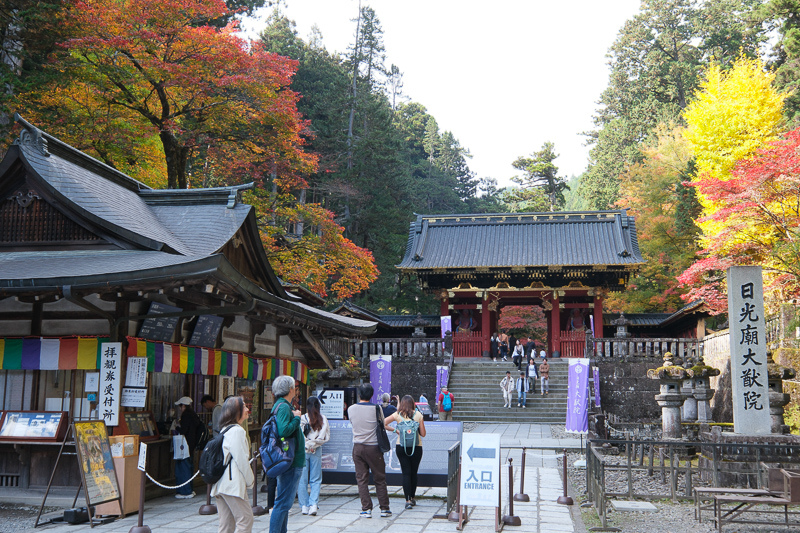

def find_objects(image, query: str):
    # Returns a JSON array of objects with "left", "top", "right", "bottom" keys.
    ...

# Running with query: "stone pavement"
[{"left": 19, "top": 424, "right": 583, "bottom": 533}]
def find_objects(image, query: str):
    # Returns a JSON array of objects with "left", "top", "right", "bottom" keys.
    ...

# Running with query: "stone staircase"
[{"left": 447, "top": 358, "right": 570, "bottom": 423}]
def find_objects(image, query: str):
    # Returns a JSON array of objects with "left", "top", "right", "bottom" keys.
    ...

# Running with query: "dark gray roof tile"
[{"left": 397, "top": 211, "right": 645, "bottom": 269}]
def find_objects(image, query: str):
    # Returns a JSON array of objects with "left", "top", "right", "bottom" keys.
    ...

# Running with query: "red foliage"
[{"left": 678, "top": 128, "right": 800, "bottom": 310}]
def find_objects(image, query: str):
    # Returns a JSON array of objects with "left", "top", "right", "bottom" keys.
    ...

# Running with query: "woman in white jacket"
[
  {"left": 297, "top": 396, "right": 330, "bottom": 516},
  {"left": 211, "top": 396, "right": 255, "bottom": 533}
]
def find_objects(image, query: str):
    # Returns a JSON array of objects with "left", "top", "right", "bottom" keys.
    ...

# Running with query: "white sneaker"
[
  {"left": 301, "top": 506, "right": 309, "bottom": 515},
  {"left": 309, "top": 504, "right": 318, "bottom": 516}
]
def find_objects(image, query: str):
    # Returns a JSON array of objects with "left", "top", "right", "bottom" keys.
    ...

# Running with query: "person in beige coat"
[
  {"left": 211, "top": 396, "right": 255, "bottom": 533},
  {"left": 500, "top": 371, "right": 515, "bottom": 408}
]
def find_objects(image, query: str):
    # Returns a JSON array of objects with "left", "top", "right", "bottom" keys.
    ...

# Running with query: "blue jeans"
[
  {"left": 270, "top": 466, "right": 303, "bottom": 533},
  {"left": 297, "top": 447, "right": 322, "bottom": 507},
  {"left": 174, "top": 457, "right": 193, "bottom": 495},
  {"left": 518, "top": 389, "right": 527, "bottom": 407}
]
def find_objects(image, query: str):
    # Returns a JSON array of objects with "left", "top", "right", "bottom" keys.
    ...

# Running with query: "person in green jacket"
[{"left": 269, "top": 375, "right": 305, "bottom": 533}]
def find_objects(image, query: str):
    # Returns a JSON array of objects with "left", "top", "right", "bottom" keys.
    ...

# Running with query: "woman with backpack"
[
  {"left": 384, "top": 395, "right": 426, "bottom": 510},
  {"left": 269, "top": 375, "right": 305, "bottom": 533},
  {"left": 211, "top": 396, "right": 254, "bottom": 533},
  {"left": 297, "top": 396, "right": 330, "bottom": 516}
]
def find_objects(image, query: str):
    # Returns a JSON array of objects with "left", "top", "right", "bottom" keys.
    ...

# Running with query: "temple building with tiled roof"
[{"left": 397, "top": 211, "right": 646, "bottom": 357}]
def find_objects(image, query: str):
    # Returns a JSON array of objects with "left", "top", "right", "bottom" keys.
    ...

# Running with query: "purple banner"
[
  {"left": 593, "top": 366, "right": 601, "bottom": 409},
  {"left": 566, "top": 358, "right": 590, "bottom": 433},
  {"left": 369, "top": 355, "right": 392, "bottom": 404},
  {"left": 440, "top": 316, "right": 452, "bottom": 349},
  {"left": 435, "top": 365, "right": 449, "bottom": 402}
]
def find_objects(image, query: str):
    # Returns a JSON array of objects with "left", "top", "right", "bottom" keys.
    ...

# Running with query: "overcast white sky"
[{"left": 244, "top": 1, "right": 642, "bottom": 186}]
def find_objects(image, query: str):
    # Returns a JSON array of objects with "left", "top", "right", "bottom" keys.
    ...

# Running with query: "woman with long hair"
[
  {"left": 297, "top": 396, "right": 330, "bottom": 515},
  {"left": 211, "top": 396, "right": 254, "bottom": 533},
  {"left": 384, "top": 395, "right": 426, "bottom": 509}
]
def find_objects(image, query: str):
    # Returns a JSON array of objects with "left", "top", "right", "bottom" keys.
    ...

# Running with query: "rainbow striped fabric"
[
  {"left": 125, "top": 337, "right": 308, "bottom": 383},
  {"left": 0, "top": 337, "right": 109, "bottom": 370}
]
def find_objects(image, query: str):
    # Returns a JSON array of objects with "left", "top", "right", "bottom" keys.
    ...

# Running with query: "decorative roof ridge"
[
  {"left": 141, "top": 183, "right": 254, "bottom": 208},
  {"left": 331, "top": 301, "right": 389, "bottom": 326},
  {"left": 13, "top": 114, "right": 152, "bottom": 194},
  {"left": 413, "top": 209, "right": 629, "bottom": 221},
  {"left": 659, "top": 300, "right": 709, "bottom": 327}
]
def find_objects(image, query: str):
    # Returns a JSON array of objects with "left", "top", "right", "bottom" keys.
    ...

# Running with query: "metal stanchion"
[
  {"left": 252, "top": 453, "right": 267, "bottom": 516},
  {"left": 557, "top": 449, "right": 574, "bottom": 505},
  {"left": 128, "top": 469, "right": 151, "bottom": 533},
  {"left": 449, "top": 458, "right": 462, "bottom": 522},
  {"left": 199, "top": 484, "right": 217, "bottom": 515},
  {"left": 513, "top": 447, "right": 530, "bottom": 502},
  {"left": 502, "top": 458, "right": 521, "bottom": 526}
]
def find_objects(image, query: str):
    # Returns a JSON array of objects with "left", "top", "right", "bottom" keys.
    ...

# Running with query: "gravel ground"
[
  {"left": 553, "top": 426, "right": 800, "bottom": 532},
  {"left": 0, "top": 503, "right": 62, "bottom": 533}
]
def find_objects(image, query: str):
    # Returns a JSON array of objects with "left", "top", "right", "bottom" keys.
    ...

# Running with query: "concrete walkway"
[{"left": 17, "top": 424, "right": 582, "bottom": 533}]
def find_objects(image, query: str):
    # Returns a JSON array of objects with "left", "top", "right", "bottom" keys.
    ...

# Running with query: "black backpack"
[
  {"left": 196, "top": 422, "right": 210, "bottom": 451},
  {"left": 198, "top": 425, "right": 236, "bottom": 485}
]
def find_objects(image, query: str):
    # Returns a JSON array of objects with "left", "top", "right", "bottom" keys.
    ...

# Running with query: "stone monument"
[{"left": 727, "top": 266, "right": 772, "bottom": 435}]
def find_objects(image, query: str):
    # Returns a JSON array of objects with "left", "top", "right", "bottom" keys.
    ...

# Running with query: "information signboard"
[
  {"left": 459, "top": 432, "right": 500, "bottom": 506},
  {"left": 120, "top": 387, "right": 147, "bottom": 408},
  {"left": 320, "top": 420, "right": 462, "bottom": 487},
  {"left": 190, "top": 315, "right": 224, "bottom": 348},
  {"left": 318, "top": 389, "right": 344, "bottom": 420},
  {"left": 137, "top": 302, "right": 181, "bottom": 342}
]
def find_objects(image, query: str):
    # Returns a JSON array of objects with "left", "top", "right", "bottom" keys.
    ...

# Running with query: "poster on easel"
[{"left": 74, "top": 420, "right": 121, "bottom": 506}]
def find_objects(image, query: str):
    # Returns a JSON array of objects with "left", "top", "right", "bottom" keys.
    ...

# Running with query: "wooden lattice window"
[{"left": 1, "top": 192, "right": 102, "bottom": 244}]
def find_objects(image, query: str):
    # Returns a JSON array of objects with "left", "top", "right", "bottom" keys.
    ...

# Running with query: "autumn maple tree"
[
  {"left": 604, "top": 123, "right": 699, "bottom": 313},
  {"left": 16, "top": 0, "right": 377, "bottom": 298},
  {"left": 498, "top": 306, "right": 547, "bottom": 348},
  {"left": 678, "top": 55, "right": 789, "bottom": 312},
  {"left": 680, "top": 128, "right": 800, "bottom": 308}
]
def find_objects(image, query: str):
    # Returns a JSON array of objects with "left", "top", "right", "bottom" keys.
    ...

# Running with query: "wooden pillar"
[
  {"left": 550, "top": 294, "right": 561, "bottom": 355},
  {"left": 593, "top": 294, "right": 604, "bottom": 339},
  {"left": 481, "top": 296, "right": 490, "bottom": 356},
  {"left": 440, "top": 292, "right": 449, "bottom": 318}
]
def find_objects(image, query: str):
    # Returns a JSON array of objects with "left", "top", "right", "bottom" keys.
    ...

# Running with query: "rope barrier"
[
  {"left": 145, "top": 469, "right": 201, "bottom": 490},
  {"left": 142, "top": 454, "right": 257, "bottom": 490},
  {"left": 524, "top": 451, "right": 560, "bottom": 459}
]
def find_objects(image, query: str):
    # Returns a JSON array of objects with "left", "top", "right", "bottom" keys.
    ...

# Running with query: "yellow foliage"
[{"left": 683, "top": 56, "right": 789, "bottom": 247}]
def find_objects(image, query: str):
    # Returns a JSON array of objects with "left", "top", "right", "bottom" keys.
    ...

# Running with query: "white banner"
[{"left": 99, "top": 342, "right": 122, "bottom": 426}]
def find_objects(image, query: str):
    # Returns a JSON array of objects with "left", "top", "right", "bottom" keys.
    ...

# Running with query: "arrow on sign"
[
  {"left": 319, "top": 393, "right": 329, "bottom": 405},
  {"left": 467, "top": 444, "right": 496, "bottom": 461}
]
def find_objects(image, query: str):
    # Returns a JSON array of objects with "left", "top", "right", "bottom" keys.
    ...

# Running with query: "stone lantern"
[
  {"left": 689, "top": 354, "right": 720, "bottom": 423},
  {"left": 767, "top": 350, "right": 796, "bottom": 434},
  {"left": 613, "top": 312, "right": 630, "bottom": 338},
  {"left": 648, "top": 351, "right": 692, "bottom": 439},
  {"left": 411, "top": 313, "right": 428, "bottom": 339},
  {"left": 612, "top": 313, "right": 630, "bottom": 357}
]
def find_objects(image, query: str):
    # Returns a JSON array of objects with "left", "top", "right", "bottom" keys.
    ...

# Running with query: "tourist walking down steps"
[
  {"left": 516, "top": 370, "right": 530, "bottom": 408},
  {"left": 539, "top": 357, "right": 550, "bottom": 395},
  {"left": 500, "top": 371, "right": 515, "bottom": 408}
]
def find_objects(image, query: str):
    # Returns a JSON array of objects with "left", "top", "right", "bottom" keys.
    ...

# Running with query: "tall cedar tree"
[
  {"left": 579, "top": 0, "right": 763, "bottom": 210},
  {"left": 511, "top": 142, "right": 568, "bottom": 211}
]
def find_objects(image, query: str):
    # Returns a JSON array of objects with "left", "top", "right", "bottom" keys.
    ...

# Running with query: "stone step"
[{"left": 453, "top": 415, "right": 567, "bottom": 423}]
